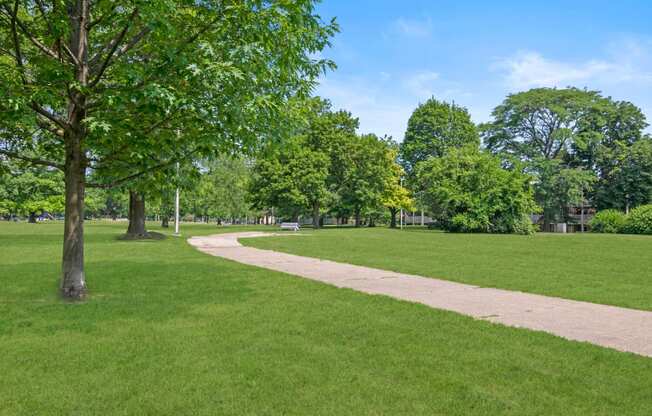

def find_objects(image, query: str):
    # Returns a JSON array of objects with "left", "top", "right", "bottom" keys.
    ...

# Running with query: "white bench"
[{"left": 280, "top": 222, "right": 300, "bottom": 231}]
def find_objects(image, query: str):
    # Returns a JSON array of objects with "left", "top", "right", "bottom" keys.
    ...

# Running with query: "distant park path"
[{"left": 188, "top": 232, "right": 652, "bottom": 358}]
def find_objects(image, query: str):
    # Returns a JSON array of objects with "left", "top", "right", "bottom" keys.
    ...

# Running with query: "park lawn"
[
  {"left": 1, "top": 222, "right": 651, "bottom": 415},
  {"left": 243, "top": 227, "right": 652, "bottom": 311}
]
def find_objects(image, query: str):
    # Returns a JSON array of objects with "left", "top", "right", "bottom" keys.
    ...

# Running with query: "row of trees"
[
  {"left": 248, "top": 98, "right": 413, "bottom": 228},
  {"left": 398, "top": 89, "right": 652, "bottom": 233},
  {"left": 6, "top": 88, "right": 651, "bottom": 237}
]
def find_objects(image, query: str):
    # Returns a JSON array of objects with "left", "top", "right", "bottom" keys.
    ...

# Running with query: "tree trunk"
[
  {"left": 161, "top": 216, "right": 169, "bottom": 228},
  {"left": 60, "top": 136, "right": 87, "bottom": 299},
  {"left": 355, "top": 209, "right": 361, "bottom": 227},
  {"left": 312, "top": 202, "right": 320, "bottom": 229},
  {"left": 389, "top": 208, "right": 398, "bottom": 228},
  {"left": 127, "top": 191, "right": 148, "bottom": 237},
  {"left": 59, "top": 0, "right": 90, "bottom": 299},
  {"left": 28, "top": 212, "right": 37, "bottom": 223}
]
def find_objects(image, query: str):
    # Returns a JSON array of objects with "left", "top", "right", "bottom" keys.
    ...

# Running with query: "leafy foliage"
[
  {"left": 481, "top": 88, "right": 614, "bottom": 161},
  {"left": 339, "top": 134, "right": 398, "bottom": 225},
  {"left": 622, "top": 205, "right": 652, "bottom": 235},
  {"left": 185, "top": 156, "right": 253, "bottom": 222},
  {"left": 382, "top": 164, "right": 414, "bottom": 228},
  {"left": 250, "top": 137, "right": 330, "bottom": 221},
  {"left": 594, "top": 138, "right": 652, "bottom": 211},
  {"left": 590, "top": 209, "right": 627, "bottom": 233},
  {"left": 417, "top": 146, "right": 538, "bottom": 234},
  {"left": 0, "top": 165, "right": 63, "bottom": 220},
  {"left": 481, "top": 87, "right": 650, "bottom": 220},
  {"left": 400, "top": 98, "right": 479, "bottom": 176},
  {"left": 533, "top": 159, "right": 595, "bottom": 224}
]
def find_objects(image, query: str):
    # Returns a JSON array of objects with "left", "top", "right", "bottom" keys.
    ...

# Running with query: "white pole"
[
  {"left": 580, "top": 188, "right": 584, "bottom": 233},
  {"left": 400, "top": 177, "right": 404, "bottom": 230},
  {"left": 174, "top": 162, "right": 180, "bottom": 236}
]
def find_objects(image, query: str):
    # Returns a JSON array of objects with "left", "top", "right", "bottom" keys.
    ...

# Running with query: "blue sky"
[{"left": 314, "top": 0, "right": 652, "bottom": 141}]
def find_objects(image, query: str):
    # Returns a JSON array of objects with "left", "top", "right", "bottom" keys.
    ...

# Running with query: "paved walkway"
[{"left": 188, "top": 232, "right": 652, "bottom": 358}]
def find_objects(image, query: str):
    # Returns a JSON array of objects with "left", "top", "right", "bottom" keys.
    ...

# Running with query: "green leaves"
[
  {"left": 417, "top": 146, "right": 538, "bottom": 234},
  {"left": 481, "top": 87, "right": 651, "bottom": 220},
  {"left": 400, "top": 98, "right": 479, "bottom": 176},
  {"left": 1, "top": 0, "right": 337, "bottom": 191},
  {"left": 0, "top": 165, "right": 64, "bottom": 218}
]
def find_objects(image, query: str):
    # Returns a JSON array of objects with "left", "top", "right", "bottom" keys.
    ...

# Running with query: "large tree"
[
  {"left": 340, "top": 134, "right": 397, "bottom": 227},
  {"left": 481, "top": 88, "right": 609, "bottom": 161},
  {"left": 0, "top": 1, "right": 336, "bottom": 298},
  {"left": 400, "top": 98, "right": 479, "bottom": 176},
  {"left": 250, "top": 138, "right": 330, "bottom": 227},
  {"left": 186, "top": 156, "right": 253, "bottom": 224},
  {"left": 481, "top": 87, "right": 649, "bottom": 222},
  {"left": 417, "top": 146, "right": 538, "bottom": 234}
]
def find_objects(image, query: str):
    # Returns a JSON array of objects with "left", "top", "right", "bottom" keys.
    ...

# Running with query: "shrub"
[
  {"left": 590, "top": 209, "right": 627, "bottom": 233},
  {"left": 622, "top": 205, "right": 652, "bottom": 235},
  {"left": 417, "top": 146, "right": 538, "bottom": 235}
]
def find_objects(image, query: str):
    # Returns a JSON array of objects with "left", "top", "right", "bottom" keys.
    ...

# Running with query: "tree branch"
[
  {"left": 36, "top": 118, "right": 65, "bottom": 138},
  {"left": 89, "top": 26, "right": 151, "bottom": 90},
  {"left": 111, "top": 26, "right": 151, "bottom": 61},
  {"left": 89, "top": 8, "right": 139, "bottom": 73},
  {"left": 7, "top": 0, "right": 26, "bottom": 83},
  {"left": 87, "top": 149, "right": 200, "bottom": 189},
  {"left": 88, "top": 3, "right": 117, "bottom": 30},
  {"left": 0, "top": 149, "right": 64, "bottom": 170},
  {"left": 34, "top": 0, "right": 54, "bottom": 36},
  {"left": 1, "top": 3, "right": 60, "bottom": 61},
  {"left": 29, "top": 102, "right": 69, "bottom": 131},
  {"left": 176, "top": 15, "right": 220, "bottom": 54}
]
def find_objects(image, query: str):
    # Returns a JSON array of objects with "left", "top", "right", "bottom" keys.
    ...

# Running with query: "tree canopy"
[
  {"left": 0, "top": 0, "right": 337, "bottom": 298},
  {"left": 400, "top": 98, "right": 479, "bottom": 176},
  {"left": 481, "top": 87, "right": 651, "bottom": 221},
  {"left": 417, "top": 146, "right": 538, "bottom": 234}
]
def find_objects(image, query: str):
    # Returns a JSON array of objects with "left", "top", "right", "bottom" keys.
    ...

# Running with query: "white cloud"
[
  {"left": 492, "top": 38, "right": 652, "bottom": 132},
  {"left": 403, "top": 71, "right": 474, "bottom": 102},
  {"left": 495, "top": 40, "right": 652, "bottom": 90},
  {"left": 494, "top": 51, "right": 618, "bottom": 89},
  {"left": 404, "top": 71, "right": 440, "bottom": 96},
  {"left": 393, "top": 17, "right": 432, "bottom": 38}
]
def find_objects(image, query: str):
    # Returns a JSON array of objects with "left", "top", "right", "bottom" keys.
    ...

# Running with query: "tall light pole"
[
  {"left": 400, "top": 176, "right": 404, "bottom": 230},
  {"left": 174, "top": 162, "right": 180, "bottom": 236},
  {"left": 580, "top": 186, "right": 585, "bottom": 233}
]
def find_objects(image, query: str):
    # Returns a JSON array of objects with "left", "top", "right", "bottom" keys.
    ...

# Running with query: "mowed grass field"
[
  {"left": 1, "top": 221, "right": 651, "bottom": 415},
  {"left": 244, "top": 227, "right": 652, "bottom": 311}
]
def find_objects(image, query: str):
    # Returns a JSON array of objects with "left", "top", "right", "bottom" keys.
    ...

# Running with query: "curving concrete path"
[{"left": 188, "top": 232, "right": 652, "bottom": 358}]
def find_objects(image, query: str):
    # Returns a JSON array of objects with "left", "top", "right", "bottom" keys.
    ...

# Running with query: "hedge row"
[{"left": 590, "top": 205, "right": 652, "bottom": 235}]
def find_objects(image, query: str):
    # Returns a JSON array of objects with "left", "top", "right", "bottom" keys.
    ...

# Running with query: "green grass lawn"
[
  {"left": 1, "top": 221, "right": 651, "bottom": 415},
  {"left": 243, "top": 227, "right": 652, "bottom": 311}
]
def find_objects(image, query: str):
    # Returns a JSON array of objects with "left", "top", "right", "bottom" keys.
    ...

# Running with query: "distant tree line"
[
  {"left": 398, "top": 89, "right": 652, "bottom": 234},
  {"left": 5, "top": 88, "right": 651, "bottom": 237},
  {"left": 248, "top": 98, "right": 413, "bottom": 228}
]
